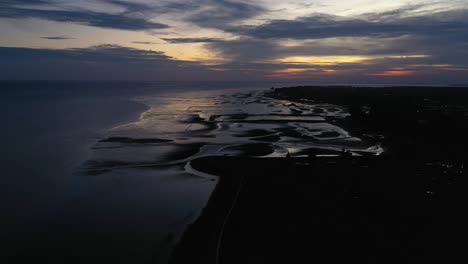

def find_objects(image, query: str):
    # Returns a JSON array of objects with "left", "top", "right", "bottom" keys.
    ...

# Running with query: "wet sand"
[{"left": 84, "top": 87, "right": 382, "bottom": 176}]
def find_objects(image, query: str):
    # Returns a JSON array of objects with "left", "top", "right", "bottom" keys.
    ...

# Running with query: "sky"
[{"left": 1, "top": 0, "right": 468, "bottom": 83}]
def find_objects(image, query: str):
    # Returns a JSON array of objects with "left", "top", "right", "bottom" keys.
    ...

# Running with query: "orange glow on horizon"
[
  {"left": 274, "top": 54, "right": 429, "bottom": 66},
  {"left": 368, "top": 70, "right": 416, "bottom": 76},
  {"left": 274, "top": 68, "right": 311, "bottom": 74},
  {"left": 276, "top": 55, "right": 372, "bottom": 65}
]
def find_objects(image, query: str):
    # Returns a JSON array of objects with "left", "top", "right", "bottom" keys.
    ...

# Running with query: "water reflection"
[{"left": 87, "top": 89, "right": 383, "bottom": 174}]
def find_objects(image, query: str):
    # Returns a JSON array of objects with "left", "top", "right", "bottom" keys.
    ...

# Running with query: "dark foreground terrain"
[{"left": 170, "top": 86, "right": 467, "bottom": 264}]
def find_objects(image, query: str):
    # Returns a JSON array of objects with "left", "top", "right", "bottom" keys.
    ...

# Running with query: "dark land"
[{"left": 170, "top": 86, "right": 468, "bottom": 264}]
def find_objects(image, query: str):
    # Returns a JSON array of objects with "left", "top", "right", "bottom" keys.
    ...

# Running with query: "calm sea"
[{"left": 1, "top": 80, "right": 304, "bottom": 263}]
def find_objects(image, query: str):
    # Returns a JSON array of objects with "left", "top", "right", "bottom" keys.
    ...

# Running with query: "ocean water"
[
  {"left": 0, "top": 81, "right": 298, "bottom": 263},
  {"left": 0, "top": 81, "right": 383, "bottom": 263}
]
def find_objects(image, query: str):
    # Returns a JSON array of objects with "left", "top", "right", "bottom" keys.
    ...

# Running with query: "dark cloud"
[
  {"left": 131, "top": 41, "right": 160, "bottom": 45},
  {"left": 163, "top": 2, "right": 200, "bottom": 12},
  {"left": 228, "top": 9, "right": 468, "bottom": 40},
  {"left": 103, "top": 0, "right": 150, "bottom": 13},
  {"left": 0, "top": 1, "right": 168, "bottom": 31},
  {"left": 203, "top": 7, "right": 468, "bottom": 76},
  {"left": 68, "top": 44, "right": 171, "bottom": 60},
  {"left": 41, "top": 36, "right": 74, "bottom": 40},
  {"left": 184, "top": 0, "right": 265, "bottom": 29},
  {"left": 294, "top": 2, "right": 330, "bottom": 9},
  {"left": 0, "top": 45, "right": 171, "bottom": 63},
  {"left": 358, "top": 4, "right": 428, "bottom": 21},
  {"left": 0, "top": 0, "right": 265, "bottom": 31},
  {"left": 162, "top": 38, "right": 224, "bottom": 44},
  {"left": 0, "top": 45, "right": 234, "bottom": 81},
  {"left": 0, "top": 0, "right": 51, "bottom": 4},
  {"left": 207, "top": 38, "right": 279, "bottom": 62}
]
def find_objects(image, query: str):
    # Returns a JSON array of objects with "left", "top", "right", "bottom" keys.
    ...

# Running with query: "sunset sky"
[{"left": 1, "top": 0, "right": 468, "bottom": 83}]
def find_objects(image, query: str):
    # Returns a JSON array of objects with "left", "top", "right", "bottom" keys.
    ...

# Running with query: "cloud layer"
[
  {"left": 228, "top": 9, "right": 468, "bottom": 40},
  {"left": 0, "top": 0, "right": 168, "bottom": 30},
  {"left": 0, "top": 45, "right": 206, "bottom": 80},
  {"left": 1, "top": 0, "right": 467, "bottom": 83}
]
